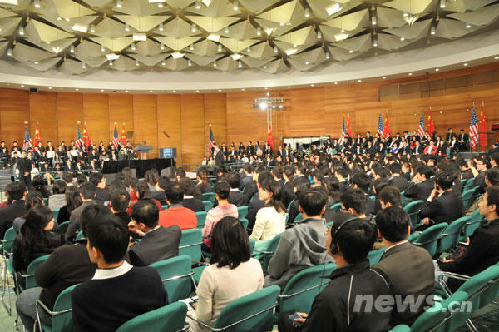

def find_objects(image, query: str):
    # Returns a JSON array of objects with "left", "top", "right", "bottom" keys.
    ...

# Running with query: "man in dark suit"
[
  {"left": 240, "top": 164, "right": 253, "bottom": 190},
  {"left": 439, "top": 186, "right": 499, "bottom": 290},
  {"left": 128, "top": 199, "right": 181, "bottom": 266},
  {"left": 89, "top": 173, "right": 110, "bottom": 203},
  {"left": 214, "top": 146, "right": 225, "bottom": 167},
  {"left": 351, "top": 173, "right": 375, "bottom": 216},
  {"left": 16, "top": 150, "right": 32, "bottom": 187},
  {"left": 388, "top": 164, "right": 408, "bottom": 192},
  {"left": 374, "top": 206, "right": 434, "bottom": 326},
  {"left": 0, "top": 181, "right": 27, "bottom": 238},
  {"left": 458, "top": 129, "right": 468, "bottom": 151},
  {"left": 227, "top": 173, "right": 244, "bottom": 206},
  {"left": 418, "top": 171, "right": 463, "bottom": 227},
  {"left": 404, "top": 166, "right": 434, "bottom": 202}
]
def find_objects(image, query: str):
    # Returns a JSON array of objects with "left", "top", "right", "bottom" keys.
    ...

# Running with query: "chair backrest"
[
  {"left": 249, "top": 239, "right": 255, "bottom": 255},
  {"left": 202, "top": 192, "right": 215, "bottom": 203},
  {"left": 331, "top": 202, "right": 341, "bottom": 212},
  {"left": 367, "top": 248, "right": 386, "bottom": 266},
  {"left": 237, "top": 206, "right": 248, "bottom": 219},
  {"left": 195, "top": 211, "right": 207, "bottom": 228},
  {"left": 278, "top": 263, "right": 336, "bottom": 321},
  {"left": 403, "top": 200, "right": 424, "bottom": 226},
  {"left": 57, "top": 221, "right": 71, "bottom": 234},
  {"left": 457, "top": 264, "right": 499, "bottom": 309},
  {"left": 150, "top": 255, "right": 192, "bottom": 303},
  {"left": 2, "top": 227, "right": 17, "bottom": 255},
  {"left": 253, "top": 234, "right": 282, "bottom": 272},
  {"left": 439, "top": 216, "right": 470, "bottom": 253},
  {"left": 50, "top": 284, "right": 78, "bottom": 332},
  {"left": 239, "top": 218, "right": 248, "bottom": 230},
  {"left": 463, "top": 209, "right": 483, "bottom": 239},
  {"left": 464, "top": 178, "right": 475, "bottom": 190},
  {"left": 51, "top": 209, "right": 60, "bottom": 220},
  {"left": 294, "top": 213, "right": 303, "bottom": 222},
  {"left": 116, "top": 301, "right": 188, "bottom": 332},
  {"left": 26, "top": 255, "right": 50, "bottom": 289},
  {"left": 179, "top": 228, "right": 202, "bottom": 263},
  {"left": 203, "top": 200, "right": 213, "bottom": 212},
  {"left": 76, "top": 230, "right": 84, "bottom": 241},
  {"left": 462, "top": 186, "right": 479, "bottom": 210},
  {"left": 213, "top": 285, "right": 280, "bottom": 332},
  {"left": 413, "top": 223, "right": 447, "bottom": 256}
]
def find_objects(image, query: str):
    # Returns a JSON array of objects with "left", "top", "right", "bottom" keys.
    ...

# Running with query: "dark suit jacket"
[
  {"left": 418, "top": 190, "right": 463, "bottom": 225},
  {"left": 181, "top": 198, "right": 205, "bottom": 212},
  {"left": 95, "top": 188, "right": 110, "bottom": 203},
  {"left": 128, "top": 226, "right": 181, "bottom": 266},
  {"left": 0, "top": 200, "right": 26, "bottom": 239},
  {"left": 404, "top": 179, "right": 434, "bottom": 202},
  {"left": 440, "top": 218, "right": 499, "bottom": 276},
  {"left": 373, "top": 242, "right": 434, "bottom": 326},
  {"left": 247, "top": 193, "right": 264, "bottom": 232},
  {"left": 215, "top": 151, "right": 225, "bottom": 166},
  {"left": 229, "top": 190, "right": 244, "bottom": 207},
  {"left": 388, "top": 175, "right": 408, "bottom": 192},
  {"left": 242, "top": 180, "right": 258, "bottom": 205},
  {"left": 151, "top": 190, "right": 166, "bottom": 204}
]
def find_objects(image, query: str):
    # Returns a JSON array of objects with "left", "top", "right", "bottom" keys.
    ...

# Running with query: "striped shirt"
[{"left": 203, "top": 204, "right": 239, "bottom": 247}]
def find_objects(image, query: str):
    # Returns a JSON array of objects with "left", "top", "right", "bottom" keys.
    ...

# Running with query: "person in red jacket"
[
  {"left": 423, "top": 140, "right": 437, "bottom": 155},
  {"left": 158, "top": 183, "right": 197, "bottom": 230}
]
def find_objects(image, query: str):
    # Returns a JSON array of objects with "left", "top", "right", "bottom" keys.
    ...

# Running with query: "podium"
[{"left": 134, "top": 145, "right": 153, "bottom": 160}]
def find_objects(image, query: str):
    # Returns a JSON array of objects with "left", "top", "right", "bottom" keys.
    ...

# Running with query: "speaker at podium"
[{"left": 160, "top": 147, "right": 177, "bottom": 159}]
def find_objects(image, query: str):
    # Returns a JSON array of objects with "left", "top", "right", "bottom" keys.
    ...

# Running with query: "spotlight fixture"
[
  {"left": 130, "top": 43, "right": 136, "bottom": 51},
  {"left": 33, "top": 0, "right": 40, "bottom": 8},
  {"left": 194, "top": 0, "right": 201, "bottom": 9},
  {"left": 233, "top": 0, "right": 238, "bottom": 11},
  {"left": 125, "top": 23, "right": 130, "bottom": 32},
  {"left": 190, "top": 24, "right": 197, "bottom": 33},
  {"left": 440, "top": 0, "right": 446, "bottom": 8},
  {"left": 18, "top": 25, "right": 24, "bottom": 36},
  {"left": 81, "top": 62, "right": 86, "bottom": 69},
  {"left": 304, "top": 8, "right": 310, "bottom": 18},
  {"left": 116, "top": 0, "right": 122, "bottom": 8},
  {"left": 431, "top": 26, "right": 436, "bottom": 35}
]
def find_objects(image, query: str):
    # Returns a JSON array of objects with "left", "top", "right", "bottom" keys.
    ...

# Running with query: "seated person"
[
  {"left": 418, "top": 171, "right": 463, "bottom": 227},
  {"left": 279, "top": 216, "right": 391, "bottom": 332},
  {"left": 72, "top": 214, "right": 167, "bottom": 331},
  {"left": 127, "top": 180, "right": 162, "bottom": 214},
  {"left": 439, "top": 186, "right": 499, "bottom": 289},
  {"left": 12, "top": 207, "right": 63, "bottom": 287},
  {"left": 387, "top": 163, "right": 409, "bottom": 192},
  {"left": 13, "top": 191, "right": 44, "bottom": 233},
  {"left": 158, "top": 183, "right": 197, "bottom": 230},
  {"left": 89, "top": 173, "right": 110, "bottom": 203},
  {"left": 128, "top": 199, "right": 181, "bottom": 266},
  {"left": 188, "top": 216, "right": 263, "bottom": 332},
  {"left": 65, "top": 182, "right": 98, "bottom": 242},
  {"left": 150, "top": 176, "right": 168, "bottom": 204},
  {"left": 249, "top": 177, "right": 286, "bottom": 241},
  {"left": 179, "top": 178, "right": 205, "bottom": 212},
  {"left": 404, "top": 166, "right": 434, "bottom": 202},
  {"left": 351, "top": 172, "right": 375, "bottom": 215},
  {"left": 16, "top": 205, "right": 103, "bottom": 332},
  {"left": 266, "top": 189, "right": 332, "bottom": 288},
  {"left": 0, "top": 181, "right": 28, "bottom": 239},
  {"left": 203, "top": 182, "right": 238, "bottom": 248},
  {"left": 227, "top": 173, "right": 244, "bottom": 206},
  {"left": 374, "top": 206, "right": 435, "bottom": 326},
  {"left": 109, "top": 188, "right": 131, "bottom": 230},
  {"left": 48, "top": 180, "right": 67, "bottom": 211}
]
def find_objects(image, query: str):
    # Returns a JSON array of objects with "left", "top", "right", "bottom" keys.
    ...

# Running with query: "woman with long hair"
[
  {"left": 12, "top": 191, "right": 45, "bottom": 233},
  {"left": 189, "top": 216, "right": 263, "bottom": 332},
  {"left": 56, "top": 189, "right": 82, "bottom": 224},
  {"left": 249, "top": 175, "right": 286, "bottom": 241}
]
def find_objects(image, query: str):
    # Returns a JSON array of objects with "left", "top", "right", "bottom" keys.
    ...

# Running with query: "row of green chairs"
[
  {"left": 1, "top": 227, "right": 17, "bottom": 315},
  {"left": 462, "top": 186, "right": 480, "bottom": 210}
]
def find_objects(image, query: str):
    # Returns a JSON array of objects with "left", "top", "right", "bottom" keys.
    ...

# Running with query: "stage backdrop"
[{"left": 0, "top": 62, "right": 498, "bottom": 168}]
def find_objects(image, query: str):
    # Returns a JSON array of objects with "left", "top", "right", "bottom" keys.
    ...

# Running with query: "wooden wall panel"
[
  {"left": 108, "top": 94, "right": 134, "bottom": 145},
  {"left": 83, "top": 93, "right": 109, "bottom": 145},
  {"left": 181, "top": 94, "right": 204, "bottom": 167},
  {"left": 56, "top": 93, "right": 83, "bottom": 145},
  {"left": 29, "top": 91, "right": 58, "bottom": 144},
  {"left": 0, "top": 89, "right": 29, "bottom": 145},
  {"left": 133, "top": 95, "right": 158, "bottom": 158},
  {"left": 157, "top": 95, "right": 182, "bottom": 164},
  {"left": 204, "top": 93, "right": 226, "bottom": 151}
]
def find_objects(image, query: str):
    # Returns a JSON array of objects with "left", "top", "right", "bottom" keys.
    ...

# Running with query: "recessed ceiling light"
[
  {"left": 357, "top": 79, "right": 362, "bottom": 83},
  {"left": 172, "top": 90, "right": 176, "bottom": 93},
  {"left": 264, "top": 87, "right": 268, "bottom": 90},
  {"left": 400, "top": 37, "right": 405, "bottom": 41},
  {"left": 149, "top": 90, "right": 153, "bottom": 93},
  {"left": 125, "top": 90, "right": 129, "bottom": 93},
  {"left": 48, "top": 87, "right": 53, "bottom": 89},
  {"left": 218, "top": 89, "right": 222, "bottom": 92},
  {"left": 408, "top": 72, "right": 413, "bottom": 76},
  {"left": 348, "top": 50, "right": 354, "bottom": 53},
  {"left": 241, "top": 88, "right": 245, "bottom": 91},
  {"left": 463, "top": 63, "right": 468, "bottom": 67},
  {"left": 196, "top": 90, "right": 200, "bottom": 93},
  {"left": 334, "top": 82, "right": 338, "bottom": 85},
  {"left": 310, "top": 84, "right": 314, "bottom": 87},
  {"left": 435, "top": 68, "right": 439, "bottom": 72},
  {"left": 465, "top": 24, "right": 472, "bottom": 29},
  {"left": 494, "top": 56, "right": 499, "bottom": 60},
  {"left": 75, "top": 88, "right": 79, "bottom": 91},
  {"left": 21, "top": 84, "right": 24, "bottom": 87},
  {"left": 382, "top": 76, "right": 387, "bottom": 79},
  {"left": 100, "top": 89, "right": 104, "bottom": 92}
]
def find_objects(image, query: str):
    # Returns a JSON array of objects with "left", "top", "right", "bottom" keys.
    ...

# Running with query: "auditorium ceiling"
[{"left": 0, "top": 0, "right": 497, "bottom": 76}]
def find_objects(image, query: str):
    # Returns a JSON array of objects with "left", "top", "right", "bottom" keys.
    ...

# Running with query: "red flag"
[
  {"left": 479, "top": 101, "right": 487, "bottom": 150},
  {"left": 82, "top": 122, "right": 91, "bottom": 149},
  {"left": 267, "top": 124, "right": 275, "bottom": 152},
  {"left": 383, "top": 114, "right": 391, "bottom": 138},
  {"left": 346, "top": 114, "right": 352, "bottom": 137},
  {"left": 427, "top": 108, "right": 435, "bottom": 136},
  {"left": 120, "top": 123, "right": 127, "bottom": 146},
  {"left": 33, "top": 124, "right": 41, "bottom": 147}
]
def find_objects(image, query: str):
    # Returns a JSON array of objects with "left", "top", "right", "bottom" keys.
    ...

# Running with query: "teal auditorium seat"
[
  {"left": 116, "top": 301, "right": 188, "bottom": 332},
  {"left": 195, "top": 211, "right": 207, "bottom": 228},
  {"left": 150, "top": 255, "right": 192, "bottom": 303},
  {"left": 36, "top": 285, "right": 77, "bottom": 332},
  {"left": 412, "top": 223, "right": 447, "bottom": 257}
]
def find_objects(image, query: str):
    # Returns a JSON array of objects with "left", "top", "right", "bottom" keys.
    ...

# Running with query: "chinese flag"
[
  {"left": 267, "top": 124, "right": 275, "bottom": 152},
  {"left": 427, "top": 109, "right": 435, "bottom": 136},
  {"left": 82, "top": 123, "right": 91, "bottom": 149},
  {"left": 33, "top": 124, "right": 42, "bottom": 147},
  {"left": 383, "top": 114, "right": 391, "bottom": 138},
  {"left": 346, "top": 115, "right": 352, "bottom": 137},
  {"left": 121, "top": 123, "right": 127, "bottom": 146},
  {"left": 479, "top": 101, "right": 487, "bottom": 150}
]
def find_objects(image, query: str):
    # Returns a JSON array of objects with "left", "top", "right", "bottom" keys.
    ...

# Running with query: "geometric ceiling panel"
[
  {"left": 12, "top": 43, "right": 54, "bottom": 62},
  {"left": 111, "top": 55, "right": 137, "bottom": 71},
  {"left": 90, "top": 37, "right": 133, "bottom": 52},
  {"left": 309, "top": 0, "right": 361, "bottom": 20},
  {"left": 220, "top": 20, "right": 259, "bottom": 40},
  {"left": 0, "top": 40, "right": 8, "bottom": 55},
  {"left": 435, "top": 18, "right": 481, "bottom": 39},
  {"left": 165, "top": 0, "right": 196, "bottom": 10},
  {"left": 75, "top": 40, "right": 106, "bottom": 59},
  {"left": 188, "top": 53, "right": 217, "bottom": 66},
  {"left": 155, "top": 36, "right": 201, "bottom": 51},
  {"left": 0, "top": 16, "right": 21, "bottom": 37},
  {"left": 115, "top": 15, "right": 169, "bottom": 32},
  {"left": 258, "top": 0, "right": 304, "bottom": 25},
  {"left": 384, "top": 0, "right": 434, "bottom": 15},
  {"left": 329, "top": 45, "right": 359, "bottom": 61},
  {"left": 60, "top": 58, "right": 87, "bottom": 75},
  {"left": 219, "top": 37, "right": 256, "bottom": 53},
  {"left": 133, "top": 53, "right": 166, "bottom": 66},
  {"left": 447, "top": 3, "right": 499, "bottom": 26},
  {"left": 238, "top": 0, "right": 280, "bottom": 13},
  {"left": 93, "top": 17, "right": 129, "bottom": 38},
  {"left": 113, "top": 0, "right": 169, "bottom": 16},
  {"left": 322, "top": 8, "right": 369, "bottom": 32},
  {"left": 213, "top": 56, "right": 237, "bottom": 72},
  {"left": 155, "top": 17, "right": 197, "bottom": 37},
  {"left": 135, "top": 38, "right": 166, "bottom": 55},
  {"left": 26, "top": 19, "right": 73, "bottom": 43},
  {"left": 81, "top": 0, "right": 113, "bottom": 8},
  {"left": 162, "top": 56, "right": 189, "bottom": 70},
  {"left": 51, "top": 0, "right": 95, "bottom": 18},
  {"left": 186, "top": 16, "right": 240, "bottom": 33},
  {"left": 260, "top": 57, "right": 288, "bottom": 74},
  {"left": 384, "top": 19, "right": 432, "bottom": 40},
  {"left": 82, "top": 55, "right": 108, "bottom": 67},
  {"left": 243, "top": 41, "right": 274, "bottom": 59},
  {"left": 189, "top": 38, "right": 221, "bottom": 56},
  {"left": 241, "top": 55, "right": 273, "bottom": 68},
  {"left": 333, "top": 33, "right": 371, "bottom": 53},
  {"left": 186, "top": 0, "right": 241, "bottom": 17},
  {"left": 443, "top": 0, "right": 496, "bottom": 13},
  {"left": 377, "top": 7, "right": 409, "bottom": 28},
  {"left": 288, "top": 47, "right": 327, "bottom": 71},
  {"left": 31, "top": 37, "right": 77, "bottom": 54},
  {"left": 377, "top": 32, "right": 411, "bottom": 50},
  {"left": 0, "top": 7, "right": 18, "bottom": 18},
  {"left": 23, "top": 56, "right": 61, "bottom": 71}
]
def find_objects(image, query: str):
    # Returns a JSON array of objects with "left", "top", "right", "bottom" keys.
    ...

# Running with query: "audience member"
[
  {"left": 404, "top": 166, "right": 434, "bottom": 202},
  {"left": 227, "top": 173, "right": 244, "bottom": 206},
  {"left": 56, "top": 190, "right": 82, "bottom": 225},
  {"left": 0, "top": 181, "right": 27, "bottom": 238},
  {"left": 12, "top": 191, "right": 44, "bottom": 233},
  {"left": 159, "top": 183, "right": 197, "bottom": 230},
  {"left": 48, "top": 180, "right": 67, "bottom": 211},
  {"left": 65, "top": 182, "right": 97, "bottom": 242},
  {"left": 179, "top": 178, "right": 205, "bottom": 212},
  {"left": 89, "top": 173, "right": 110, "bottom": 203},
  {"left": 109, "top": 188, "right": 131, "bottom": 229}
]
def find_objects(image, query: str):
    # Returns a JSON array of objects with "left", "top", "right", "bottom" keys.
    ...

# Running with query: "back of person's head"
[
  {"left": 158, "top": 176, "right": 170, "bottom": 191},
  {"left": 227, "top": 173, "right": 240, "bottom": 189},
  {"left": 283, "top": 166, "right": 294, "bottom": 181},
  {"left": 52, "top": 180, "right": 67, "bottom": 195},
  {"left": 136, "top": 180, "right": 151, "bottom": 200},
  {"left": 435, "top": 171, "right": 455, "bottom": 191},
  {"left": 329, "top": 218, "right": 376, "bottom": 264},
  {"left": 373, "top": 166, "right": 390, "bottom": 179},
  {"left": 341, "top": 188, "right": 367, "bottom": 215},
  {"left": 373, "top": 178, "right": 389, "bottom": 195},
  {"left": 81, "top": 205, "right": 112, "bottom": 237},
  {"left": 299, "top": 189, "right": 327, "bottom": 217},
  {"left": 389, "top": 163, "right": 402, "bottom": 175},
  {"left": 491, "top": 152, "right": 499, "bottom": 166},
  {"left": 258, "top": 176, "right": 286, "bottom": 213},
  {"left": 351, "top": 172, "right": 370, "bottom": 193},
  {"left": 166, "top": 182, "right": 184, "bottom": 204},
  {"left": 31, "top": 175, "right": 47, "bottom": 192},
  {"left": 20, "top": 207, "right": 54, "bottom": 248},
  {"left": 485, "top": 186, "right": 499, "bottom": 211},
  {"left": 486, "top": 168, "right": 499, "bottom": 186},
  {"left": 375, "top": 206, "right": 409, "bottom": 242},
  {"left": 417, "top": 165, "right": 434, "bottom": 180},
  {"left": 25, "top": 191, "right": 43, "bottom": 210},
  {"left": 76, "top": 175, "right": 87, "bottom": 187},
  {"left": 66, "top": 190, "right": 82, "bottom": 214},
  {"left": 378, "top": 186, "right": 402, "bottom": 207},
  {"left": 89, "top": 173, "right": 104, "bottom": 186},
  {"left": 131, "top": 199, "right": 159, "bottom": 229},
  {"left": 62, "top": 172, "right": 73, "bottom": 184},
  {"left": 211, "top": 216, "right": 250, "bottom": 269},
  {"left": 110, "top": 188, "right": 130, "bottom": 213},
  {"left": 294, "top": 176, "right": 311, "bottom": 193},
  {"left": 7, "top": 181, "right": 26, "bottom": 201},
  {"left": 215, "top": 181, "right": 230, "bottom": 200},
  {"left": 85, "top": 215, "right": 129, "bottom": 264},
  {"left": 79, "top": 182, "right": 97, "bottom": 200}
]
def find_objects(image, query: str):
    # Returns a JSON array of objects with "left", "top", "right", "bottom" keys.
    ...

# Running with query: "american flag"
[
  {"left": 75, "top": 125, "right": 84, "bottom": 150},
  {"left": 339, "top": 116, "right": 347, "bottom": 145},
  {"left": 23, "top": 126, "right": 32, "bottom": 149},
  {"left": 113, "top": 124, "right": 120, "bottom": 147},
  {"left": 209, "top": 125, "right": 215, "bottom": 149},
  {"left": 469, "top": 103, "right": 478, "bottom": 150},
  {"left": 417, "top": 112, "right": 425, "bottom": 137},
  {"left": 377, "top": 113, "right": 384, "bottom": 138}
]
